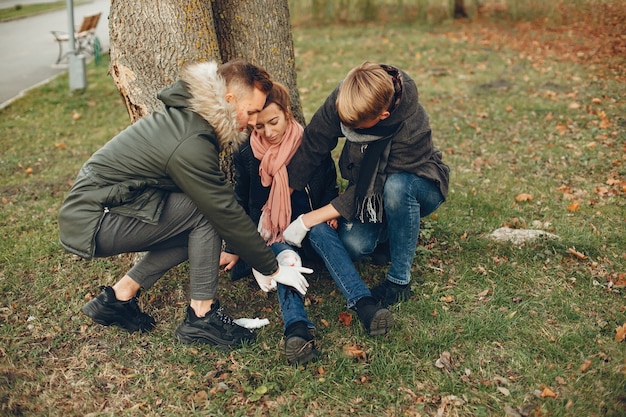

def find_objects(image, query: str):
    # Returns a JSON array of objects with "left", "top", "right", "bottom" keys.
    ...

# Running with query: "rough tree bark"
[
  {"left": 108, "top": 1, "right": 220, "bottom": 121},
  {"left": 108, "top": 0, "right": 303, "bottom": 124},
  {"left": 211, "top": 0, "right": 304, "bottom": 124}
]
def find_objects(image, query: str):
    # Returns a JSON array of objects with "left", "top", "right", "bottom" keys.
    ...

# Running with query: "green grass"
[
  {"left": 0, "top": 0, "right": 89, "bottom": 22},
  {"left": 1, "top": 21, "right": 625, "bottom": 417}
]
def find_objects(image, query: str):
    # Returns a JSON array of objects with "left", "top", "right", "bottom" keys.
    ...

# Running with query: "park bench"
[{"left": 51, "top": 12, "right": 101, "bottom": 64}]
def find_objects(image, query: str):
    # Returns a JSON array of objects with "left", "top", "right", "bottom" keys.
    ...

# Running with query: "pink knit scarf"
[{"left": 250, "top": 119, "right": 303, "bottom": 244}]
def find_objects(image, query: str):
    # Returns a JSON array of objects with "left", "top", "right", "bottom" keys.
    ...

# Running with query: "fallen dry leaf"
[
  {"left": 540, "top": 386, "right": 557, "bottom": 398},
  {"left": 515, "top": 193, "right": 533, "bottom": 202},
  {"left": 343, "top": 344, "right": 366, "bottom": 361},
  {"left": 567, "top": 247, "right": 587, "bottom": 260},
  {"left": 320, "top": 318, "right": 330, "bottom": 327},
  {"left": 477, "top": 289, "right": 491, "bottom": 300},
  {"left": 435, "top": 351, "right": 454, "bottom": 370},
  {"left": 566, "top": 203, "right": 580, "bottom": 212},
  {"left": 338, "top": 311, "right": 353, "bottom": 327},
  {"left": 440, "top": 295, "right": 454, "bottom": 303},
  {"left": 580, "top": 359, "right": 592, "bottom": 372},
  {"left": 615, "top": 323, "right": 626, "bottom": 342}
]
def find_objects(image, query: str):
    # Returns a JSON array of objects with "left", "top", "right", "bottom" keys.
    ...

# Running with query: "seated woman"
[{"left": 220, "top": 82, "right": 338, "bottom": 365}]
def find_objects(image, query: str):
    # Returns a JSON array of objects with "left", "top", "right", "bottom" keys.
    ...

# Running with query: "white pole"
[{"left": 66, "top": 0, "right": 87, "bottom": 91}]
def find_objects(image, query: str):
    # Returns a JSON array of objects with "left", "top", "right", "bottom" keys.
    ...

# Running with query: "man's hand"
[
  {"left": 253, "top": 264, "right": 312, "bottom": 295},
  {"left": 282, "top": 215, "right": 310, "bottom": 248}
]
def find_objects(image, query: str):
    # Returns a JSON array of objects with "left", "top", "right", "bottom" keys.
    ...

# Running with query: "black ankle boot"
[
  {"left": 371, "top": 280, "right": 411, "bottom": 307},
  {"left": 354, "top": 296, "right": 394, "bottom": 336},
  {"left": 284, "top": 321, "right": 319, "bottom": 365}
]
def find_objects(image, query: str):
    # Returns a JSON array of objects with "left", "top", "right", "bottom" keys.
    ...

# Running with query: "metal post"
[{"left": 66, "top": 0, "right": 87, "bottom": 91}]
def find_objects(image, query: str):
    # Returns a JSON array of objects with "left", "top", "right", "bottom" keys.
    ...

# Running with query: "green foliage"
[{"left": 1, "top": 21, "right": 625, "bottom": 417}]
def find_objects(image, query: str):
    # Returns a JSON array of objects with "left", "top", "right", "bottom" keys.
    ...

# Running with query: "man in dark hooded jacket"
[{"left": 58, "top": 60, "right": 311, "bottom": 348}]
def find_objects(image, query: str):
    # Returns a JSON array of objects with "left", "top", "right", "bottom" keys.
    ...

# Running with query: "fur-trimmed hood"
[{"left": 158, "top": 61, "right": 248, "bottom": 151}]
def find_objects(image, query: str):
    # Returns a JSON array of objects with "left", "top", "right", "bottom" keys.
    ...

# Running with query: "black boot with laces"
[
  {"left": 81, "top": 286, "right": 156, "bottom": 333},
  {"left": 284, "top": 321, "right": 319, "bottom": 365},
  {"left": 174, "top": 300, "right": 256, "bottom": 349}
]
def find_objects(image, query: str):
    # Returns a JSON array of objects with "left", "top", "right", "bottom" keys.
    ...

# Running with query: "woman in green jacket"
[{"left": 58, "top": 60, "right": 311, "bottom": 349}]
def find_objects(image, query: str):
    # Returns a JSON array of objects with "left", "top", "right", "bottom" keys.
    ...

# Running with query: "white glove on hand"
[
  {"left": 253, "top": 270, "right": 276, "bottom": 292},
  {"left": 282, "top": 215, "right": 310, "bottom": 248},
  {"left": 253, "top": 265, "right": 312, "bottom": 296},
  {"left": 276, "top": 249, "right": 302, "bottom": 267}
]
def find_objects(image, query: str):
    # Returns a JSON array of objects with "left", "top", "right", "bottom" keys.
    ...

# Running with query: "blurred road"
[{"left": 0, "top": 0, "right": 110, "bottom": 108}]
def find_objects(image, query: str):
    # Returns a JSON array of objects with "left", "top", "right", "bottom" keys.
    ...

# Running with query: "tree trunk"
[
  {"left": 211, "top": 0, "right": 304, "bottom": 124},
  {"left": 454, "top": 0, "right": 469, "bottom": 19},
  {"left": 109, "top": 0, "right": 221, "bottom": 122}
]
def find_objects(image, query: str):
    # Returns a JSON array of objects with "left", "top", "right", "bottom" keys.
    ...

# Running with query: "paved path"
[{"left": 0, "top": 0, "right": 110, "bottom": 108}]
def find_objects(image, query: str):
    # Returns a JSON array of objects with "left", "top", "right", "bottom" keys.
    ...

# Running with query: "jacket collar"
[{"left": 181, "top": 62, "right": 248, "bottom": 151}]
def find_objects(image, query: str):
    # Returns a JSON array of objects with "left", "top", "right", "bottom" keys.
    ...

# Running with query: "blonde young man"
[
  {"left": 58, "top": 60, "right": 310, "bottom": 348},
  {"left": 283, "top": 62, "right": 449, "bottom": 336}
]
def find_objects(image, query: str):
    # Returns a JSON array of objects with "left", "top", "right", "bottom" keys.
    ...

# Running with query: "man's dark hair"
[{"left": 218, "top": 59, "right": 273, "bottom": 95}]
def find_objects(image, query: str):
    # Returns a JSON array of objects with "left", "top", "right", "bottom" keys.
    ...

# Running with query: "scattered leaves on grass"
[{"left": 440, "top": 295, "right": 454, "bottom": 303}]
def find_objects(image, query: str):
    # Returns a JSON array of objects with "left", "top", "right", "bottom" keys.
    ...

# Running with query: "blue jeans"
[
  {"left": 308, "top": 224, "right": 372, "bottom": 309},
  {"left": 270, "top": 242, "right": 315, "bottom": 332},
  {"left": 338, "top": 173, "right": 444, "bottom": 285}
]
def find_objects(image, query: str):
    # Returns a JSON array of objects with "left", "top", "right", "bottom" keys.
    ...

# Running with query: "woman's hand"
[{"left": 219, "top": 251, "right": 239, "bottom": 271}]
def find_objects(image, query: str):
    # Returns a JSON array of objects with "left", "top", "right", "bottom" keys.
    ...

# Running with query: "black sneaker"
[
  {"left": 354, "top": 296, "right": 394, "bottom": 336},
  {"left": 284, "top": 321, "right": 319, "bottom": 365},
  {"left": 81, "top": 286, "right": 155, "bottom": 333},
  {"left": 174, "top": 300, "right": 255, "bottom": 349},
  {"left": 371, "top": 280, "right": 412, "bottom": 307}
]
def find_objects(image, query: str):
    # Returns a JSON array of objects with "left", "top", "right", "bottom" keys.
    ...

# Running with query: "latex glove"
[
  {"left": 257, "top": 212, "right": 271, "bottom": 241},
  {"left": 282, "top": 215, "right": 310, "bottom": 248},
  {"left": 276, "top": 249, "right": 302, "bottom": 267},
  {"left": 253, "top": 270, "right": 276, "bottom": 292},
  {"left": 253, "top": 265, "right": 312, "bottom": 296}
]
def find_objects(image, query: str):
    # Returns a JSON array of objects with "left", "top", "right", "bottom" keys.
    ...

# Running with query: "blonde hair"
[{"left": 336, "top": 61, "right": 394, "bottom": 128}]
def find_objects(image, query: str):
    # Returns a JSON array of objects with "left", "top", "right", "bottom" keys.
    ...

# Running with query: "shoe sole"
[
  {"left": 174, "top": 325, "right": 255, "bottom": 349},
  {"left": 285, "top": 336, "right": 319, "bottom": 365},
  {"left": 81, "top": 299, "right": 152, "bottom": 333},
  {"left": 368, "top": 308, "right": 394, "bottom": 336}
]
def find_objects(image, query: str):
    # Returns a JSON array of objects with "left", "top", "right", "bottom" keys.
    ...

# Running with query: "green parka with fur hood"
[{"left": 58, "top": 62, "right": 278, "bottom": 276}]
